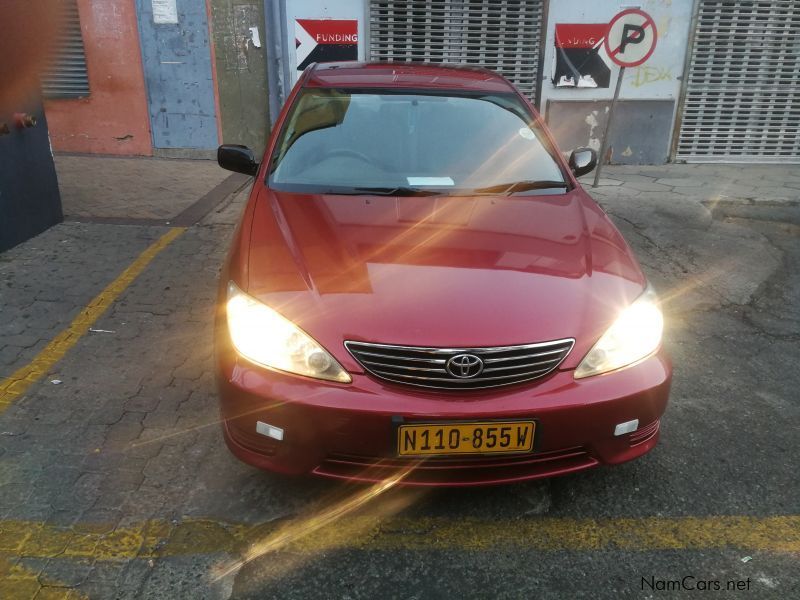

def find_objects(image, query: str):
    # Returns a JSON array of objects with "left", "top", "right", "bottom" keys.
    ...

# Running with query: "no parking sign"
[
  {"left": 592, "top": 9, "right": 658, "bottom": 186},
  {"left": 603, "top": 9, "right": 658, "bottom": 68}
]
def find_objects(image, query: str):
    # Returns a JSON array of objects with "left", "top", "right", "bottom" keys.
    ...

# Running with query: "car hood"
[{"left": 246, "top": 188, "right": 645, "bottom": 371}]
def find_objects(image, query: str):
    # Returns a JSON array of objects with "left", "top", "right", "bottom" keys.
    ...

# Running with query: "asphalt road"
[{"left": 0, "top": 164, "right": 797, "bottom": 598}]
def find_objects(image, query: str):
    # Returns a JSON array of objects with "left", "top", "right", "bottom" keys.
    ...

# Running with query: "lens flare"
[
  {"left": 210, "top": 463, "right": 421, "bottom": 583},
  {"left": 575, "top": 285, "right": 663, "bottom": 378}
]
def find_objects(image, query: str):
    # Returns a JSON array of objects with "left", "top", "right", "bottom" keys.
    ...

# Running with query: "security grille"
[
  {"left": 41, "top": 0, "right": 90, "bottom": 98},
  {"left": 676, "top": 0, "right": 800, "bottom": 162},
  {"left": 368, "top": 0, "right": 545, "bottom": 100}
]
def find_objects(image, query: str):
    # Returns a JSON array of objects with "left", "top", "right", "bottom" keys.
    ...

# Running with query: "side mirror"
[
  {"left": 568, "top": 148, "right": 597, "bottom": 177},
  {"left": 217, "top": 144, "right": 258, "bottom": 176}
]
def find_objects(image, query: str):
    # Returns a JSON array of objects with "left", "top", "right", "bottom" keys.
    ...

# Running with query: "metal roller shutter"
[
  {"left": 676, "top": 0, "right": 800, "bottom": 163},
  {"left": 368, "top": 0, "right": 545, "bottom": 101},
  {"left": 41, "top": 0, "right": 90, "bottom": 99}
]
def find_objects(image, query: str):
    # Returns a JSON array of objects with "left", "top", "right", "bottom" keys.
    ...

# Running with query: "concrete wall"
[
  {"left": 540, "top": 0, "right": 694, "bottom": 164},
  {"left": 209, "top": 0, "right": 270, "bottom": 155},
  {"left": 547, "top": 100, "right": 675, "bottom": 164},
  {"left": 0, "top": 97, "right": 62, "bottom": 252},
  {"left": 44, "top": 0, "right": 152, "bottom": 156}
]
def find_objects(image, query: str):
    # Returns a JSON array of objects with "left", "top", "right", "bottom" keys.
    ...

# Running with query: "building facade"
[
  {"left": 44, "top": 0, "right": 800, "bottom": 164},
  {"left": 43, "top": 0, "right": 268, "bottom": 157}
]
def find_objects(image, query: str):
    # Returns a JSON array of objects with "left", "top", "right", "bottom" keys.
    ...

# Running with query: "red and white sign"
[
  {"left": 553, "top": 23, "right": 611, "bottom": 88},
  {"left": 295, "top": 19, "right": 358, "bottom": 72},
  {"left": 555, "top": 23, "right": 607, "bottom": 49},
  {"left": 603, "top": 9, "right": 658, "bottom": 68}
]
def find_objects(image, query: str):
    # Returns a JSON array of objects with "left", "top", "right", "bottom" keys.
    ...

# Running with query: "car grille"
[{"left": 344, "top": 338, "right": 574, "bottom": 391}]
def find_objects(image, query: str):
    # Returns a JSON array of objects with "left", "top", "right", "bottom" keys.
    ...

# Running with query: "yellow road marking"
[
  {"left": 0, "top": 556, "right": 89, "bottom": 599},
  {"left": 0, "top": 516, "right": 798, "bottom": 561},
  {"left": 0, "top": 227, "right": 186, "bottom": 413}
]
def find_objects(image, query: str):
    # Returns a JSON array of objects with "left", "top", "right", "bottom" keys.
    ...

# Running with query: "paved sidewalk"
[
  {"left": 55, "top": 155, "right": 232, "bottom": 221},
  {"left": 0, "top": 163, "right": 798, "bottom": 598},
  {"left": 585, "top": 165, "right": 799, "bottom": 335},
  {"left": 589, "top": 163, "right": 800, "bottom": 203}
]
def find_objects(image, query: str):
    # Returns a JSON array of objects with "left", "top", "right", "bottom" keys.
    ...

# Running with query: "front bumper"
[{"left": 216, "top": 337, "right": 671, "bottom": 486}]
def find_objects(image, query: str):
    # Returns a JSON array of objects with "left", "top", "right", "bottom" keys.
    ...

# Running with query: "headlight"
[
  {"left": 226, "top": 281, "right": 351, "bottom": 383},
  {"left": 574, "top": 284, "right": 663, "bottom": 379}
]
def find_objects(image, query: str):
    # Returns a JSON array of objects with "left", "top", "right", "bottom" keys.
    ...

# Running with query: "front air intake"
[{"left": 345, "top": 338, "right": 574, "bottom": 391}]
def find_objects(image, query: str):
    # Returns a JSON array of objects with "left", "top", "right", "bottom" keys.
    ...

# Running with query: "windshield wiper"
[
  {"left": 351, "top": 186, "right": 443, "bottom": 196},
  {"left": 473, "top": 180, "right": 568, "bottom": 195}
]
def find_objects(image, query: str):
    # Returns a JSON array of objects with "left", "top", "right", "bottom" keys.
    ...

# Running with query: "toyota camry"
[{"left": 214, "top": 62, "right": 671, "bottom": 486}]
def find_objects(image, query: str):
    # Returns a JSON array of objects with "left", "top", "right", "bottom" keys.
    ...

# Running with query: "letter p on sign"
[{"left": 603, "top": 9, "right": 658, "bottom": 68}]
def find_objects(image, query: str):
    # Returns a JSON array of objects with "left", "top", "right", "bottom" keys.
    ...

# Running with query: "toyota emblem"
[{"left": 445, "top": 353, "right": 485, "bottom": 378}]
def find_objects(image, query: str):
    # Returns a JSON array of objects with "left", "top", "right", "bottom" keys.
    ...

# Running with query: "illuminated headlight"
[
  {"left": 574, "top": 285, "right": 663, "bottom": 379},
  {"left": 226, "top": 281, "right": 351, "bottom": 383}
]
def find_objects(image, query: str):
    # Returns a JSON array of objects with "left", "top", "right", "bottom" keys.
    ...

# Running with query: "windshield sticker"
[
  {"left": 519, "top": 127, "right": 536, "bottom": 140},
  {"left": 407, "top": 177, "right": 455, "bottom": 186}
]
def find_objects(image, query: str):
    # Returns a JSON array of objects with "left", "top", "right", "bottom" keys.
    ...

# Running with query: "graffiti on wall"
[{"left": 628, "top": 65, "right": 672, "bottom": 88}]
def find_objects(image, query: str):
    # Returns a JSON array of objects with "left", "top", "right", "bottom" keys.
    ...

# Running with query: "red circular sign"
[{"left": 603, "top": 8, "right": 658, "bottom": 68}]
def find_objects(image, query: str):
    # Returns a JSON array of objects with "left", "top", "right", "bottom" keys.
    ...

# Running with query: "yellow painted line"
[
  {"left": 0, "top": 228, "right": 186, "bottom": 413},
  {"left": 0, "top": 516, "right": 798, "bottom": 562},
  {"left": 0, "top": 555, "right": 89, "bottom": 599}
]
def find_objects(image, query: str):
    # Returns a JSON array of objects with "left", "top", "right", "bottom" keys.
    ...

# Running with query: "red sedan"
[{"left": 214, "top": 62, "right": 671, "bottom": 486}]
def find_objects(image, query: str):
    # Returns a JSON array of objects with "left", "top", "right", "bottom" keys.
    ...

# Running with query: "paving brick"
[
  {"left": 621, "top": 179, "right": 674, "bottom": 192},
  {"left": 55, "top": 156, "right": 229, "bottom": 221},
  {"left": 593, "top": 178, "right": 624, "bottom": 186},
  {"left": 141, "top": 407, "right": 180, "bottom": 430},
  {"left": 0, "top": 345, "right": 23, "bottom": 366},
  {"left": 597, "top": 173, "right": 657, "bottom": 184},
  {"left": 138, "top": 553, "right": 232, "bottom": 600},
  {"left": 40, "top": 557, "right": 94, "bottom": 588},
  {"left": 655, "top": 177, "right": 705, "bottom": 187},
  {"left": 103, "top": 413, "right": 145, "bottom": 448},
  {"left": 77, "top": 562, "right": 128, "bottom": 599},
  {"left": 588, "top": 184, "right": 642, "bottom": 198},
  {"left": 0, "top": 483, "right": 34, "bottom": 513}
]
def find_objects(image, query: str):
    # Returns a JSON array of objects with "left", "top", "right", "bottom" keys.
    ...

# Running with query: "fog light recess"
[
  {"left": 256, "top": 421, "right": 284, "bottom": 441},
  {"left": 614, "top": 419, "right": 639, "bottom": 437}
]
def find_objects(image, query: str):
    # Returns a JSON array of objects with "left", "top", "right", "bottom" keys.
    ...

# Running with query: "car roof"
[{"left": 304, "top": 61, "right": 517, "bottom": 94}]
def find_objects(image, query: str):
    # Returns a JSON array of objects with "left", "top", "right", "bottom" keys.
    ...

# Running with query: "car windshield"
[{"left": 268, "top": 89, "right": 567, "bottom": 195}]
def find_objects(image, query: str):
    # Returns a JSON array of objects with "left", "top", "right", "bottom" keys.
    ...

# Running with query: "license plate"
[{"left": 397, "top": 421, "right": 535, "bottom": 456}]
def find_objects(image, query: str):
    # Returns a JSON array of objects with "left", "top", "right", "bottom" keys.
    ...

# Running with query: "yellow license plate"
[{"left": 397, "top": 421, "right": 535, "bottom": 456}]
